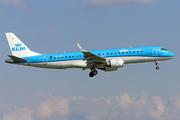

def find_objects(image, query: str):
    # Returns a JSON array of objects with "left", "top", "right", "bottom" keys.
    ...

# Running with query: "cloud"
[
  {"left": 2, "top": 107, "right": 34, "bottom": 120},
  {"left": 116, "top": 92, "right": 133, "bottom": 108},
  {"left": 0, "top": 98, "right": 34, "bottom": 120},
  {"left": 0, "top": 0, "right": 34, "bottom": 13},
  {"left": 172, "top": 95, "right": 180, "bottom": 109},
  {"left": 79, "top": 0, "right": 154, "bottom": 6},
  {"left": 44, "top": 25, "right": 59, "bottom": 38},
  {"left": 0, "top": 0, "right": 27, "bottom": 9},
  {"left": 1, "top": 0, "right": 22, "bottom": 5},
  {"left": 36, "top": 94, "right": 69, "bottom": 118},
  {"left": 1, "top": 92, "right": 180, "bottom": 120},
  {"left": 149, "top": 96, "right": 166, "bottom": 119},
  {"left": 0, "top": 8, "right": 8, "bottom": 14}
]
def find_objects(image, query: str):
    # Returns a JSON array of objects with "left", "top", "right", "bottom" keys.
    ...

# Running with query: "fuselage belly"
[{"left": 16, "top": 56, "right": 174, "bottom": 69}]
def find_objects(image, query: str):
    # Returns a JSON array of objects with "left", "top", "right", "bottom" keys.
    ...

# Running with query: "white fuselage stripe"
[{"left": 16, "top": 56, "right": 174, "bottom": 69}]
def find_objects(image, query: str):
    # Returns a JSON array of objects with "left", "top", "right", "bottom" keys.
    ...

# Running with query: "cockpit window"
[{"left": 161, "top": 48, "right": 167, "bottom": 51}]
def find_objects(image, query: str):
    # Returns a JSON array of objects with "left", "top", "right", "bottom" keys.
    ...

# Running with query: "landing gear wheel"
[
  {"left": 155, "top": 61, "right": 160, "bottom": 70},
  {"left": 89, "top": 72, "right": 94, "bottom": 77},
  {"left": 89, "top": 69, "right": 98, "bottom": 77},
  {"left": 156, "top": 66, "right": 159, "bottom": 70},
  {"left": 93, "top": 70, "right": 98, "bottom": 75}
]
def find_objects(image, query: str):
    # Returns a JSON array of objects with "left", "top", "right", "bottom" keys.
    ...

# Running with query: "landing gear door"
[
  {"left": 152, "top": 48, "right": 157, "bottom": 56},
  {"left": 43, "top": 57, "right": 48, "bottom": 65}
]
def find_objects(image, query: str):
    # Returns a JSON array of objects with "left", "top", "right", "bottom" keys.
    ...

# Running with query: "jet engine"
[{"left": 106, "top": 59, "right": 124, "bottom": 68}]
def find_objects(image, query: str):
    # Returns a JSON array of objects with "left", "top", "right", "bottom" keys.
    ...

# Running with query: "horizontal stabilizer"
[{"left": 8, "top": 55, "right": 27, "bottom": 62}]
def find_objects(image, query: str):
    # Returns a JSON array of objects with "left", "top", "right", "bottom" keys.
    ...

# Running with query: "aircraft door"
[
  {"left": 43, "top": 57, "right": 48, "bottom": 65},
  {"left": 152, "top": 48, "right": 157, "bottom": 56}
]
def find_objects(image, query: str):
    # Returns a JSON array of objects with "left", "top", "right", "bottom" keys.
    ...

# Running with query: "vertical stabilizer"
[{"left": 5, "top": 33, "right": 41, "bottom": 57}]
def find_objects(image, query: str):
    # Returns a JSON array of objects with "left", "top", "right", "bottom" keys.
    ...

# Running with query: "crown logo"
[{"left": 15, "top": 43, "right": 22, "bottom": 47}]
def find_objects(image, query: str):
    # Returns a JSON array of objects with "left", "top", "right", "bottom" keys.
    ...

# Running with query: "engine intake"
[{"left": 106, "top": 59, "right": 124, "bottom": 68}]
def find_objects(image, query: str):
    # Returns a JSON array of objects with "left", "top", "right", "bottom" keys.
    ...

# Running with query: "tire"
[
  {"left": 93, "top": 70, "right": 98, "bottom": 75},
  {"left": 156, "top": 66, "right": 159, "bottom": 70},
  {"left": 89, "top": 72, "right": 94, "bottom": 77}
]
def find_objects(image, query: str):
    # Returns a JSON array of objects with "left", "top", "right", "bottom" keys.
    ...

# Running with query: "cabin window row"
[
  {"left": 50, "top": 50, "right": 143, "bottom": 59},
  {"left": 100, "top": 50, "right": 143, "bottom": 56},
  {"left": 50, "top": 55, "right": 84, "bottom": 59}
]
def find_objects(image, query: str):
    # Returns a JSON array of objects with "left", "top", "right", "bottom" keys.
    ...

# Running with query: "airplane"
[{"left": 5, "top": 33, "right": 175, "bottom": 77}]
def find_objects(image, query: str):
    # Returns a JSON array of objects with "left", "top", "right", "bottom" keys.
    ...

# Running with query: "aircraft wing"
[{"left": 77, "top": 43, "right": 106, "bottom": 69}]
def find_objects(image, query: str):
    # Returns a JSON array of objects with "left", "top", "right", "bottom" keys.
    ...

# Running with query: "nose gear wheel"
[{"left": 156, "top": 66, "right": 159, "bottom": 70}]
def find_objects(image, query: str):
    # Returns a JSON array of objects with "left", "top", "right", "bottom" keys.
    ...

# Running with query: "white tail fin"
[{"left": 5, "top": 33, "right": 41, "bottom": 57}]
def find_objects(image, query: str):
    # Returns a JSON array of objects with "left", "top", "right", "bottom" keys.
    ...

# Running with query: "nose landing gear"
[
  {"left": 155, "top": 61, "right": 160, "bottom": 70},
  {"left": 89, "top": 69, "right": 98, "bottom": 77}
]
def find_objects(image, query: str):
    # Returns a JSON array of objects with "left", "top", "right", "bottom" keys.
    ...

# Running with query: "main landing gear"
[
  {"left": 155, "top": 61, "right": 160, "bottom": 70},
  {"left": 89, "top": 69, "right": 98, "bottom": 77}
]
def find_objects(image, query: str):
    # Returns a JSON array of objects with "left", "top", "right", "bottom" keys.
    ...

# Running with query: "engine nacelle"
[
  {"left": 104, "top": 67, "right": 118, "bottom": 72},
  {"left": 106, "top": 59, "right": 124, "bottom": 68}
]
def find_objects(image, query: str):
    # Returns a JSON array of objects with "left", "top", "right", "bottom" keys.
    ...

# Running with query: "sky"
[{"left": 0, "top": 0, "right": 180, "bottom": 120}]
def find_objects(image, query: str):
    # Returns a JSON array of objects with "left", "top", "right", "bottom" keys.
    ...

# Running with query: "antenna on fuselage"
[{"left": 129, "top": 46, "right": 132, "bottom": 48}]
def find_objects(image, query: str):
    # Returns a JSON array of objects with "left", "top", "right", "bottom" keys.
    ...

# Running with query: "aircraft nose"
[{"left": 169, "top": 52, "right": 175, "bottom": 57}]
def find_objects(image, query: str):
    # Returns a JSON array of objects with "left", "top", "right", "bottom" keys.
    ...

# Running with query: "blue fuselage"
[
  {"left": 6, "top": 46, "right": 175, "bottom": 71},
  {"left": 20, "top": 46, "right": 175, "bottom": 64}
]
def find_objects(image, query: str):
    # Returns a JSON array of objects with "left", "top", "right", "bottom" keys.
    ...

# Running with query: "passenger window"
[
  {"left": 65, "top": 56, "right": 67, "bottom": 58},
  {"left": 62, "top": 57, "right": 63, "bottom": 58},
  {"left": 115, "top": 53, "right": 116, "bottom": 54},
  {"left": 76, "top": 55, "right": 78, "bottom": 57},
  {"left": 126, "top": 52, "right": 128, "bottom": 53},
  {"left": 141, "top": 50, "right": 143, "bottom": 52},
  {"left": 130, "top": 51, "right": 131, "bottom": 53},
  {"left": 118, "top": 52, "right": 120, "bottom": 54},
  {"left": 137, "top": 51, "right": 139, "bottom": 53},
  {"left": 98, "top": 54, "right": 100, "bottom": 56},
  {"left": 133, "top": 51, "right": 135, "bottom": 53},
  {"left": 69, "top": 56, "right": 71, "bottom": 58},
  {"left": 107, "top": 53, "right": 109, "bottom": 55},
  {"left": 122, "top": 52, "right": 124, "bottom": 54},
  {"left": 111, "top": 53, "right": 113, "bottom": 55},
  {"left": 79, "top": 55, "right": 81, "bottom": 57},
  {"left": 58, "top": 57, "right": 60, "bottom": 59},
  {"left": 72, "top": 56, "right": 74, "bottom": 58},
  {"left": 54, "top": 57, "right": 56, "bottom": 59}
]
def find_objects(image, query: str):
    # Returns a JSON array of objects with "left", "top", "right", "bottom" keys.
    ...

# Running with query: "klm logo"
[
  {"left": 119, "top": 49, "right": 128, "bottom": 53},
  {"left": 12, "top": 43, "right": 26, "bottom": 51}
]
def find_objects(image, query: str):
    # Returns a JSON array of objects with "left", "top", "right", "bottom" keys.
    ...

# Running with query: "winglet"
[{"left": 77, "top": 43, "right": 87, "bottom": 52}]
